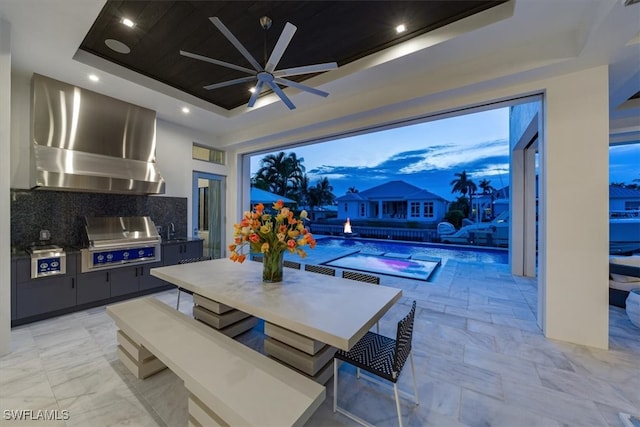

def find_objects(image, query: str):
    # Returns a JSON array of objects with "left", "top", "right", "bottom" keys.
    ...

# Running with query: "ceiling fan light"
[{"left": 396, "top": 24, "right": 406, "bottom": 34}]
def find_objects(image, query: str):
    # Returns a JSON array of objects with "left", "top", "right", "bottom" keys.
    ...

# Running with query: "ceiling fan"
[{"left": 180, "top": 16, "right": 338, "bottom": 110}]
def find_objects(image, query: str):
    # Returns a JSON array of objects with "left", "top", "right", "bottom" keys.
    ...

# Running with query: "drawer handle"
[{"left": 71, "top": 278, "right": 75, "bottom": 289}]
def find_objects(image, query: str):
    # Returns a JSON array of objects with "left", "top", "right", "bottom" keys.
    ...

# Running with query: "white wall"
[
  {"left": 1, "top": 18, "right": 12, "bottom": 356},
  {"left": 154, "top": 119, "right": 227, "bottom": 237},
  {"left": 9, "top": 70, "right": 29, "bottom": 189}
]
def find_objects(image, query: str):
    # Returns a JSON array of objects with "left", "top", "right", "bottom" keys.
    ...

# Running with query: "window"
[
  {"left": 625, "top": 201, "right": 640, "bottom": 210},
  {"left": 423, "top": 202, "right": 434, "bottom": 218},
  {"left": 360, "top": 203, "right": 365, "bottom": 216},
  {"left": 410, "top": 202, "right": 420, "bottom": 218},
  {"left": 193, "top": 143, "right": 225, "bottom": 164}
]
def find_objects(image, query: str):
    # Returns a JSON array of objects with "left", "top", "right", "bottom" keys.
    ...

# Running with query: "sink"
[{"left": 164, "top": 238, "right": 187, "bottom": 244}]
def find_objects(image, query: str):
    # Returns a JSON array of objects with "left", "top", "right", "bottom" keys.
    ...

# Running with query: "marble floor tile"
[
  {"left": 463, "top": 346, "right": 542, "bottom": 387},
  {"left": 1, "top": 259, "right": 638, "bottom": 427},
  {"left": 459, "top": 388, "right": 562, "bottom": 427}
]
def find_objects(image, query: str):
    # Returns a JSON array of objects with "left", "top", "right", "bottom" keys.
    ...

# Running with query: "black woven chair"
[
  {"left": 342, "top": 270, "right": 380, "bottom": 285},
  {"left": 304, "top": 264, "right": 336, "bottom": 276},
  {"left": 283, "top": 260, "right": 301, "bottom": 269},
  {"left": 176, "top": 256, "right": 212, "bottom": 309},
  {"left": 333, "top": 301, "right": 419, "bottom": 427}
]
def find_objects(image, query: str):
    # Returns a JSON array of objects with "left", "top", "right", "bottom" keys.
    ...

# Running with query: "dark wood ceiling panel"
[{"left": 80, "top": 1, "right": 506, "bottom": 110}]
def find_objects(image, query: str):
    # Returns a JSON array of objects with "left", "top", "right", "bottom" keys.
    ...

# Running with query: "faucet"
[{"left": 167, "top": 222, "right": 175, "bottom": 240}]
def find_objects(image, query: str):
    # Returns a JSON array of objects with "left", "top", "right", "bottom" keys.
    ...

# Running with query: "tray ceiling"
[{"left": 79, "top": 1, "right": 506, "bottom": 111}]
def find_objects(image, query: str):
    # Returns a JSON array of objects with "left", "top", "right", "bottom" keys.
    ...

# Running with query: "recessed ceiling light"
[
  {"left": 181, "top": 107, "right": 190, "bottom": 114},
  {"left": 89, "top": 74, "right": 99, "bottom": 82},
  {"left": 396, "top": 24, "right": 406, "bottom": 34},
  {"left": 121, "top": 18, "right": 136, "bottom": 28},
  {"left": 105, "top": 38, "right": 131, "bottom": 54},
  {"left": 249, "top": 87, "right": 256, "bottom": 93}
]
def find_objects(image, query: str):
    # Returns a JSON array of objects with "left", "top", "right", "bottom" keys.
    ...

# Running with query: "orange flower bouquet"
[{"left": 229, "top": 200, "right": 316, "bottom": 282}]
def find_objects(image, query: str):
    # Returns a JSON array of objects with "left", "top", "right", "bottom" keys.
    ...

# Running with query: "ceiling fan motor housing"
[{"left": 260, "top": 16, "right": 272, "bottom": 30}]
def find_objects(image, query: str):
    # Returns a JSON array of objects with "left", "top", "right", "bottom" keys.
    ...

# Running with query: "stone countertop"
[
  {"left": 151, "top": 258, "right": 402, "bottom": 351},
  {"left": 11, "top": 239, "right": 202, "bottom": 261}
]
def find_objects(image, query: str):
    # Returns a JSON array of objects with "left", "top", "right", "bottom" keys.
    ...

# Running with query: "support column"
[
  {"left": 540, "top": 66, "right": 609, "bottom": 349},
  {"left": 0, "top": 18, "right": 12, "bottom": 356}
]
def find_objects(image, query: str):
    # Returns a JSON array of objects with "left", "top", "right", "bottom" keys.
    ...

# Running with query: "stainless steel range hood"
[{"left": 30, "top": 74, "right": 165, "bottom": 194}]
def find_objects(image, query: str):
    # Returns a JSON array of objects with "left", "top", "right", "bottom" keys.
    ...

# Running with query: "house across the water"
[{"left": 336, "top": 180, "right": 448, "bottom": 224}]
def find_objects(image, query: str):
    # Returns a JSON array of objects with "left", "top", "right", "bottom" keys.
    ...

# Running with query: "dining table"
[{"left": 151, "top": 258, "right": 403, "bottom": 383}]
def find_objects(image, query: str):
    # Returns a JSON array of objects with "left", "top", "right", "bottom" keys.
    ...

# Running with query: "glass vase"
[{"left": 262, "top": 250, "right": 284, "bottom": 283}]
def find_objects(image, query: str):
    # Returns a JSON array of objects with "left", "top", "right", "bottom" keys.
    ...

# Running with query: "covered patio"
[{"left": 2, "top": 259, "right": 637, "bottom": 426}]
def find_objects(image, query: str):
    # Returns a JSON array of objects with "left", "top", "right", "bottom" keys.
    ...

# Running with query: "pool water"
[
  {"left": 312, "top": 237, "right": 509, "bottom": 265},
  {"left": 326, "top": 253, "right": 441, "bottom": 281}
]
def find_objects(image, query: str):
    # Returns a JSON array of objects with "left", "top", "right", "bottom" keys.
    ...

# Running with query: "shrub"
[{"left": 444, "top": 210, "right": 465, "bottom": 228}]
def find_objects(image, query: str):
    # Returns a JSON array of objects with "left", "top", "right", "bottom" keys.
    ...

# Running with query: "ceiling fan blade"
[
  {"left": 247, "top": 81, "right": 265, "bottom": 108},
  {"left": 210, "top": 17, "right": 263, "bottom": 72},
  {"left": 266, "top": 81, "right": 296, "bottom": 110},
  {"left": 265, "top": 22, "right": 297, "bottom": 73},
  {"left": 203, "top": 76, "right": 255, "bottom": 91},
  {"left": 274, "top": 77, "right": 329, "bottom": 97},
  {"left": 180, "top": 50, "right": 255, "bottom": 75},
  {"left": 274, "top": 62, "right": 338, "bottom": 77}
]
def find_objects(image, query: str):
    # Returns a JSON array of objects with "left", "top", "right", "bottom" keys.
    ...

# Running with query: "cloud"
[
  {"left": 310, "top": 143, "right": 511, "bottom": 199},
  {"left": 311, "top": 139, "right": 508, "bottom": 183}
]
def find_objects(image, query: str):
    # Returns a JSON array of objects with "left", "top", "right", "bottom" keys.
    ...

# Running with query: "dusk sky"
[{"left": 251, "top": 108, "right": 639, "bottom": 201}]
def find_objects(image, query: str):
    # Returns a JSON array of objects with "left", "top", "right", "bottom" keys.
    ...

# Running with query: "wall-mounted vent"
[{"left": 31, "top": 74, "right": 165, "bottom": 195}]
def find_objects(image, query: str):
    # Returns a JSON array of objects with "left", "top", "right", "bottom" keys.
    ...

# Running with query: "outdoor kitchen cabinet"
[
  {"left": 10, "top": 259, "right": 16, "bottom": 321},
  {"left": 138, "top": 261, "right": 165, "bottom": 291},
  {"left": 76, "top": 261, "right": 167, "bottom": 303},
  {"left": 110, "top": 263, "right": 166, "bottom": 295},
  {"left": 109, "top": 266, "right": 141, "bottom": 297},
  {"left": 162, "top": 240, "right": 203, "bottom": 265},
  {"left": 15, "top": 253, "right": 77, "bottom": 319},
  {"left": 76, "top": 269, "right": 110, "bottom": 305}
]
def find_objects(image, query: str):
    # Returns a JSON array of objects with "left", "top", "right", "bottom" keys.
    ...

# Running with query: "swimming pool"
[
  {"left": 311, "top": 237, "right": 509, "bottom": 265},
  {"left": 285, "top": 236, "right": 508, "bottom": 281},
  {"left": 326, "top": 253, "right": 442, "bottom": 281}
]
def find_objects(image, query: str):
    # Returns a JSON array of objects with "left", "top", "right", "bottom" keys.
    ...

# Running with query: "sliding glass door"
[{"left": 192, "top": 172, "right": 226, "bottom": 259}]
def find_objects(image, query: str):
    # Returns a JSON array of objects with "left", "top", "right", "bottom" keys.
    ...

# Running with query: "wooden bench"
[{"left": 107, "top": 297, "right": 325, "bottom": 427}]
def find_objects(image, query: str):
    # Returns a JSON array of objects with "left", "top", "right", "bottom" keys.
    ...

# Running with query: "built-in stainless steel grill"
[
  {"left": 27, "top": 245, "right": 67, "bottom": 279},
  {"left": 81, "top": 216, "right": 162, "bottom": 273}
]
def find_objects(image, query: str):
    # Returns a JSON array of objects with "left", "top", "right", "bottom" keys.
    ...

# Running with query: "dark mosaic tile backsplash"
[{"left": 11, "top": 189, "right": 187, "bottom": 249}]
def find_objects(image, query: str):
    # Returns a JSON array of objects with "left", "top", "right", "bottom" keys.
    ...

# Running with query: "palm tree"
[
  {"left": 450, "top": 170, "right": 477, "bottom": 197},
  {"left": 254, "top": 152, "right": 306, "bottom": 197},
  {"left": 297, "top": 174, "right": 310, "bottom": 208},
  {"left": 479, "top": 179, "right": 495, "bottom": 195},
  {"left": 346, "top": 186, "right": 359, "bottom": 194},
  {"left": 308, "top": 177, "right": 335, "bottom": 210},
  {"left": 478, "top": 178, "right": 496, "bottom": 219}
]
